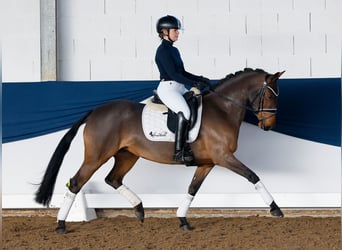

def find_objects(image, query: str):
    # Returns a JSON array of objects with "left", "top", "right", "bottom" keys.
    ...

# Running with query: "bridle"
[
  {"left": 250, "top": 81, "right": 279, "bottom": 112},
  {"left": 250, "top": 81, "right": 279, "bottom": 125},
  {"left": 209, "top": 80, "right": 279, "bottom": 122}
]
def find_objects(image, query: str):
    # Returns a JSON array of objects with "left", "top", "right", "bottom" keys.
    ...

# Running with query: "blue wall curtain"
[{"left": 3, "top": 78, "right": 341, "bottom": 146}]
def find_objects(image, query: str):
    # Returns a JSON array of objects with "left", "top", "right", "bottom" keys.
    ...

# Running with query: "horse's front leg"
[
  {"left": 219, "top": 154, "right": 284, "bottom": 217},
  {"left": 177, "top": 164, "right": 214, "bottom": 230}
]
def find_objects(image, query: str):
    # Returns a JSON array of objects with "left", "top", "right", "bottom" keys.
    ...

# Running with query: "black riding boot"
[{"left": 173, "top": 112, "right": 195, "bottom": 165}]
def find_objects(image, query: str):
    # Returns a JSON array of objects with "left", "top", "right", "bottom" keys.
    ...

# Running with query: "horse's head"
[
  {"left": 251, "top": 71, "right": 285, "bottom": 130},
  {"left": 211, "top": 68, "right": 285, "bottom": 131}
]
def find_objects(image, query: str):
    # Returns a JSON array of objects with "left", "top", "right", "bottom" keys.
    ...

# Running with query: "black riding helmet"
[{"left": 156, "top": 15, "right": 182, "bottom": 34}]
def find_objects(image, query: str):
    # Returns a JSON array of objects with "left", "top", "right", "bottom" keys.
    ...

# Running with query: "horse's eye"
[{"left": 267, "top": 93, "right": 274, "bottom": 99}]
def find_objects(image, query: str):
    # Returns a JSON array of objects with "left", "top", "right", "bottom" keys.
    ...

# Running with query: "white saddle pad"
[{"left": 142, "top": 97, "right": 203, "bottom": 142}]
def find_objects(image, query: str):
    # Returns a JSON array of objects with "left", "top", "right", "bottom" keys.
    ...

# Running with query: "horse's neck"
[
  {"left": 209, "top": 76, "right": 256, "bottom": 126},
  {"left": 206, "top": 89, "right": 247, "bottom": 128},
  {"left": 215, "top": 78, "right": 251, "bottom": 106}
]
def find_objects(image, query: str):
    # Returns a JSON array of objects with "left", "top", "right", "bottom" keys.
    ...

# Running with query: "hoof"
[
  {"left": 134, "top": 203, "right": 145, "bottom": 223},
  {"left": 270, "top": 201, "right": 284, "bottom": 217},
  {"left": 178, "top": 217, "right": 193, "bottom": 231},
  {"left": 180, "top": 224, "right": 194, "bottom": 231},
  {"left": 271, "top": 208, "right": 284, "bottom": 217},
  {"left": 55, "top": 220, "right": 66, "bottom": 234}
]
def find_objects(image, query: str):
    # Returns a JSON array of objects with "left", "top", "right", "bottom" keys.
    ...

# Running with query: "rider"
[{"left": 155, "top": 15, "right": 211, "bottom": 165}]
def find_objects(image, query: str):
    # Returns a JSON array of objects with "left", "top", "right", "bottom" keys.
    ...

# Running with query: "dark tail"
[{"left": 35, "top": 111, "right": 92, "bottom": 206}]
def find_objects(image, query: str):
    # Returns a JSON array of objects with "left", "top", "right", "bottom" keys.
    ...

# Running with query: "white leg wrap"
[
  {"left": 255, "top": 181, "right": 274, "bottom": 206},
  {"left": 176, "top": 194, "right": 194, "bottom": 217},
  {"left": 117, "top": 185, "right": 142, "bottom": 207},
  {"left": 57, "top": 189, "right": 76, "bottom": 221}
]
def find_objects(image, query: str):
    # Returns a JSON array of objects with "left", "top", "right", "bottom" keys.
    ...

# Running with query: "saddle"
[
  {"left": 141, "top": 88, "right": 203, "bottom": 142},
  {"left": 151, "top": 89, "right": 199, "bottom": 133}
]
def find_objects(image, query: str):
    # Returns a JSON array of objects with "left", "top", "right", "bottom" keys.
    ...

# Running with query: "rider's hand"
[
  {"left": 197, "top": 76, "right": 212, "bottom": 90},
  {"left": 195, "top": 81, "right": 207, "bottom": 90}
]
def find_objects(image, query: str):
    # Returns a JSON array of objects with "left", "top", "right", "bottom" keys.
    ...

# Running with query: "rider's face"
[
  {"left": 163, "top": 28, "right": 179, "bottom": 42},
  {"left": 168, "top": 29, "right": 179, "bottom": 41}
]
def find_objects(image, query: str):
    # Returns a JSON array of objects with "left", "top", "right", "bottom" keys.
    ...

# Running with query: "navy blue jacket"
[{"left": 155, "top": 39, "right": 201, "bottom": 87}]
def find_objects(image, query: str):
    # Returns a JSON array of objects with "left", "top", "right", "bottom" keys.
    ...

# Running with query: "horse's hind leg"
[
  {"left": 177, "top": 164, "right": 214, "bottom": 230},
  {"left": 221, "top": 154, "right": 284, "bottom": 217},
  {"left": 104, "top": 150, "right": 144, "bottom": 222},
  {"left": 56, "top": 158, "right": 107, "bottom": 234}
]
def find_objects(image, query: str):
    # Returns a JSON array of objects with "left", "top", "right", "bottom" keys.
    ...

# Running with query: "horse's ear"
[
  {"left": 276, "top": 70, "right": 285, "bottom": 78},
  {"left": 267, "top": 70, "right": 285, "bottom": 83}
]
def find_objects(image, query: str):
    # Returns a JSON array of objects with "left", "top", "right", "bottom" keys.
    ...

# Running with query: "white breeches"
[{"left": 157, "top": 80, "right": 190, "bottom": 120}]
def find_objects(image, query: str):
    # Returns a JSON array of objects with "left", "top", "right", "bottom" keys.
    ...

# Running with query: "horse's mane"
[{"left": 213, "top": 68, "right": 265, "bottom": 90}]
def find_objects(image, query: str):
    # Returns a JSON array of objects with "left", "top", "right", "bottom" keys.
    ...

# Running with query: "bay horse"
[{"left": 35, "top": 68, "right": 285, "bottom": 233}]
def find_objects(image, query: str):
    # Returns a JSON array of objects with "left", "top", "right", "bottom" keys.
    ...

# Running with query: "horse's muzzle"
[
  {"left": 257, "top": 112, "right": 276, "bottom": 131},
  {"left": 259, "top": 123, "right": 273, "bottom": 131}
]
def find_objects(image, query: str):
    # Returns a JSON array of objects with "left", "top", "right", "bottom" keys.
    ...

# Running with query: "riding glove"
[{"left": 196, "top": 76, "right": 212, "bottom": 90}]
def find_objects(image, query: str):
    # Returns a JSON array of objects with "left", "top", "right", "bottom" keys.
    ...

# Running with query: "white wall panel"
[
  {"left": 72, "top": 0, "right": 104, "bottom": 17},
  {"left": 246, "top": 13, "right": 262, "bottom": 35},
  {"left": 2, "top": 0, "right": 41, "bottom": 82},
  {"left": 230, "top": 35, "right": 262, "bottom": 57},
  {"left": 199, "top": 36, "right": 229, "bottom": 57},
  {"left": 311, "top": 10, "right": 342, "bottom": 34},
  {"left": 198, "top": 0, "right": 230, "bottom": 14},
  {"left": 176, "top": 37, "right": 200, "bottom": 59},
  {"left": 230, "top": 0, "right": 262, "bottom": 13},
  {"left": 100, "top": 15, "right": 122, "bottom": 37},
  {"left": 2, "top": 36, "right": 41, "bottom": 82},
  {"left": 278, "top": 55, "right": 311, "bottom": 77},
  {"left": 91, "top": 56, "right": 122, "bottom": 80},
  {"left": 136, "top": 36, "right": 160, "bottom": 58},
  {"left": 261, "top": 0, "right": 294, "bottom": 12},
  {"left": 187, "top": 56, "right": 215, "bottom": 79},
  {"left": 136, "top": 0, "right": 167, "bottom": 15},
  {"left": 262, "top": 34, "right": 293, "bottom": 56},
  {"left": 74, "top": 36, "right": 105, "bottom": 59},
  {"left": 326, "top": 34, "right": 342, "bottom": 55},
  {"left": 214, "top": 56, "right": 247, "bottom": 78},
  {"left": 311, "top": 54, "right": 341, "bottom": 78},
  {"left": 293, "top": 0, "right": 326, "bottom": 11},
  {"left": 278, "top": 11, "right": 310, "bottom": 34},
  {"left": 3, "top": 0, "right": 341, "bottom": 81},
  {"left": 120, "top": 15, "right": 153, "bottom": 37},
  {"left": 106, "top": 0, "right": 136, "bottom": 15},
  {"left": 105, "top": 37, "right": 136, "bottom": 58},
  {"left": 294, "top": 33, "right": 326, "bottom": 56},
  {"left": 260, "top": 12, "right": 279, "bottom": 34},
  {"left": 225, "top": 12, "right": 246, "bottom": 35},
  {"left": 151, "top": 60, "right": 161, "bottom": 79},
  {"left": 58, "top": 58, "right": 91, "bottom": 81},
  {"left": 166, "top": 0, "right": 198, "bottom": 16},
  {"left": 246, "top": 56, "right": 280, "bottom": 74},
  {"left": 183, "top": 14, "right": 220, "bottom": 36},
  {"left": 326, "top": 0, "right": 342, "bottom": 10},
  {"left": 121, "top": 58, "right": 154, "bottom": 80},
  {"left": 179, "top": 56, "right": 215, "bottom": 79}
]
